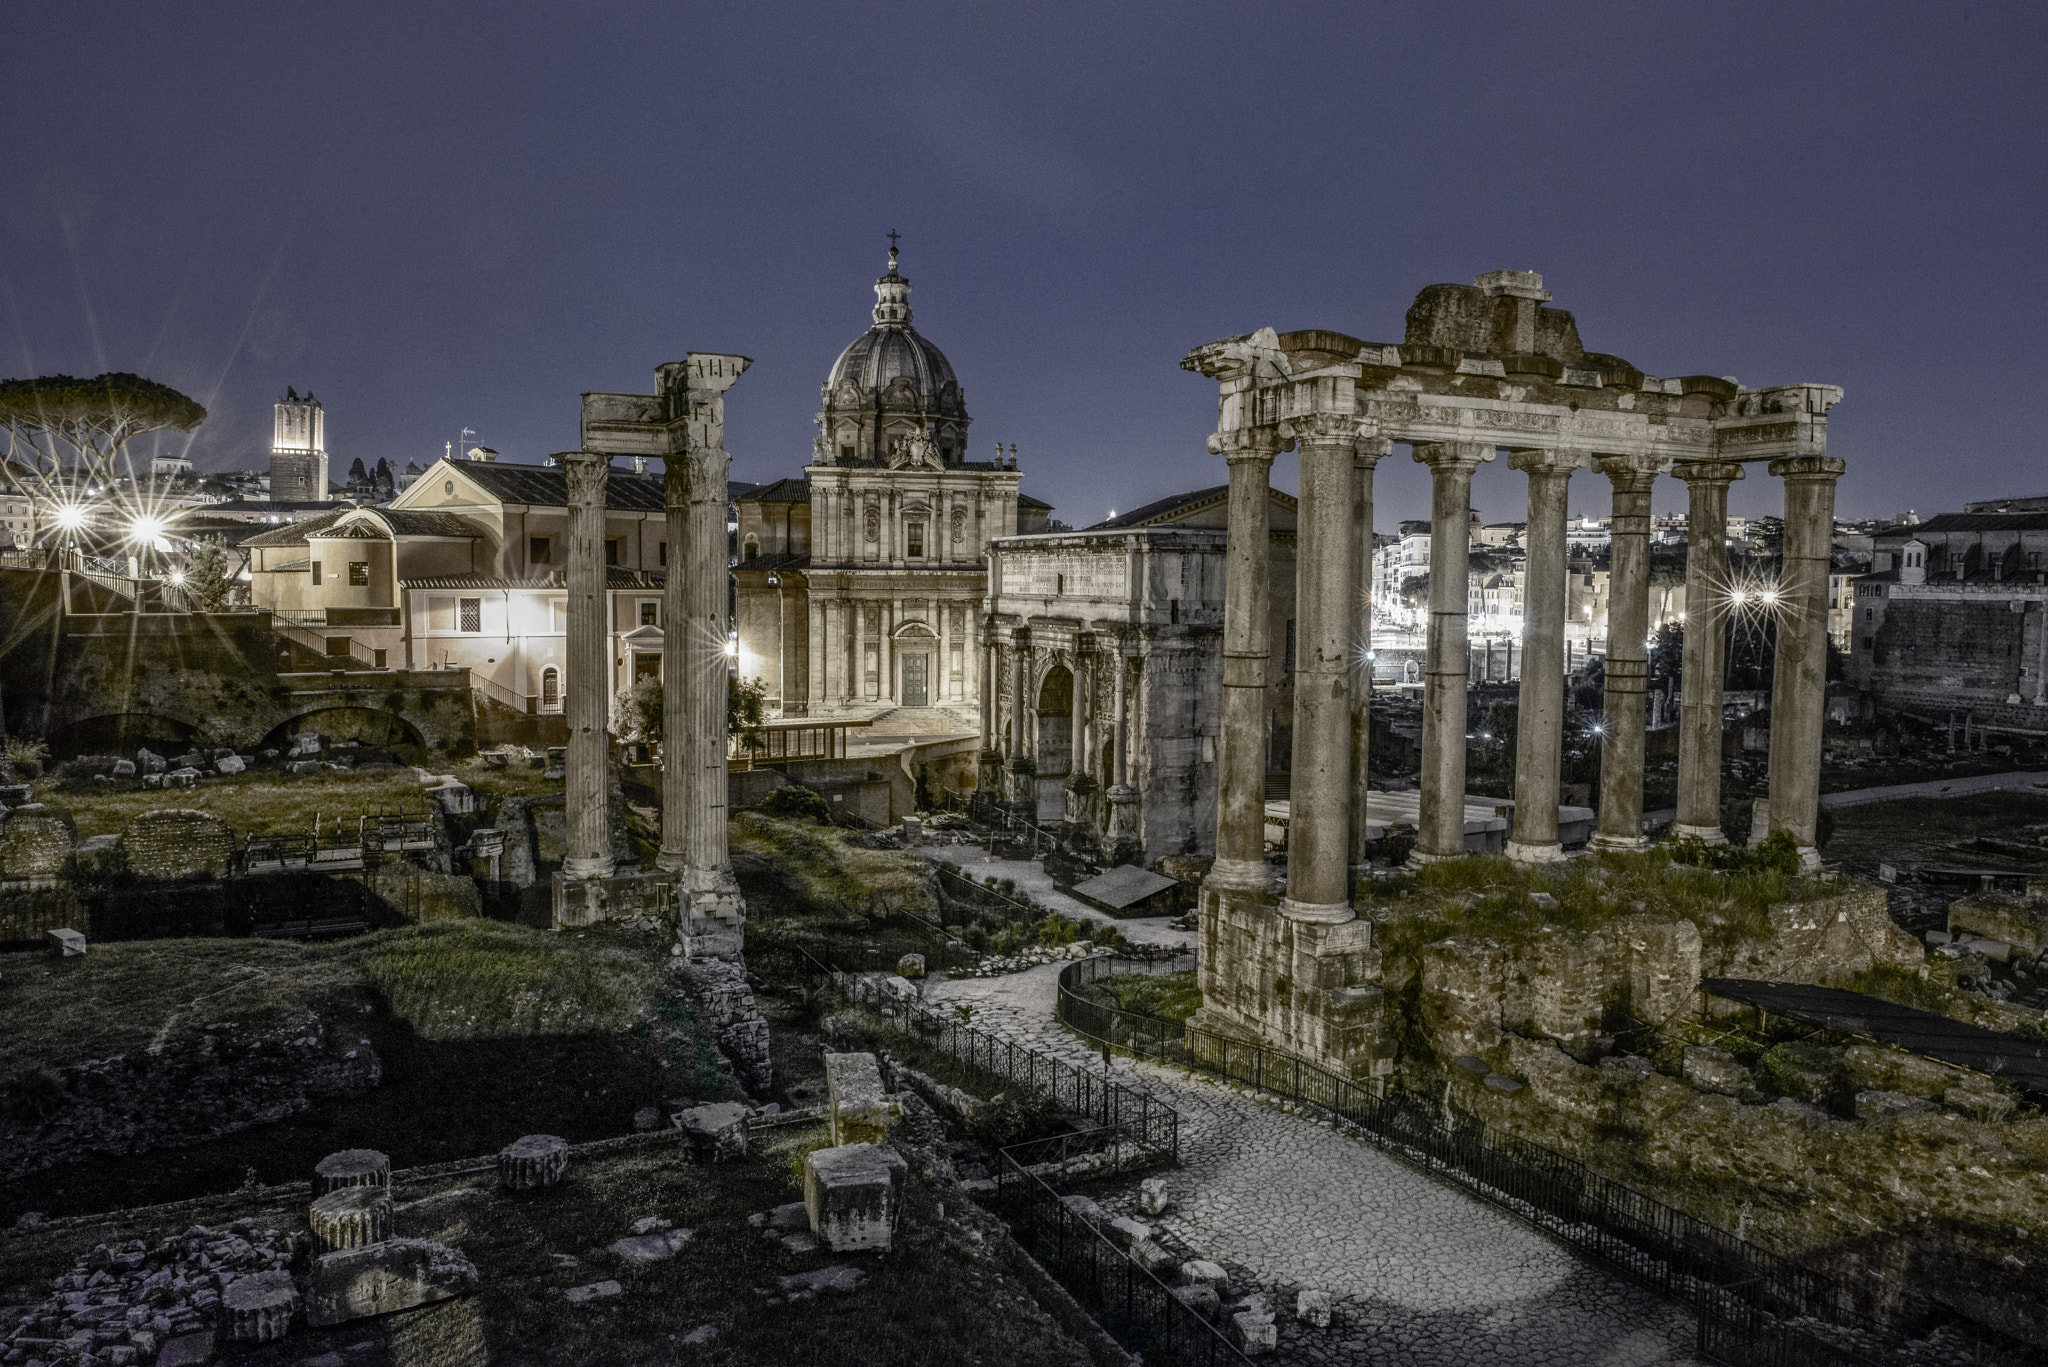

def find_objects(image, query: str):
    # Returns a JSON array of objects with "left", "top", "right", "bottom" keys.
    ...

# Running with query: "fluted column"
[
  {"left": 1590, "top": 454, "right": 1660, "bottom": 852},
  {"left": 1410, "top": 441, "right": 1493, "bottom": 863},
  {"left": 1210, "top": 428, "right": 1283, "bottom": 892},
  {"left": 658, "top": 453, "right": 692, "bottom": 870},
  {"left": 1349, "top": 436, "right": 1392, "bottom": 869},
  {"left": 1672, "top": 462, "right": 1744, "bottom": 844},
  {"left": 1767, "top": 455, "right": 1846, "bottom": 866},
  {"left": 1504, "top": 448, "right": 1584, "bottom": 863},
  {"left": 1284, "top": 414, "right": 1360, "bottom": 921},
  {"left": 681, "top": 440, "right": 734, "bottom": 879},
  {"left": 561, "top": 451, "right": 615, "bottom": 880},
  {"left": 1009, "top": 627, "right": 1034, "bottom": 806},
  {"left": 1067, "top": 637, "right": 1091, "bottom": 826}
]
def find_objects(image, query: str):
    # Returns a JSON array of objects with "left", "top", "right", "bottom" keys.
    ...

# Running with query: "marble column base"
[
  {"left": 1404, "top": 846, "right": 1465, "bottom": 868},
  {"left": 1503, "top": 839, "right": 1566, "bottom": 865},
  {"left": 1668, "top": 823, "right": 1729, "bottom": 846},
  {"left": 1280, "top": 897, "right": 1354, "bottom": 924},
  {"left": 562, "top": 854, "right": 617, "bottom": 881},
  {"left": 1588, "top": 832, "right": 1650, "bottom": 853},
  {"left": 1207, "top": 856, "right": 1277, "bottom": 894}
]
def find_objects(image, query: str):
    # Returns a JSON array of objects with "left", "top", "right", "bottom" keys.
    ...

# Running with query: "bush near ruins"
[
  {"left": 755, "top": 782, "right": 830, "bottom": 822},
  {"left": 359, "top": 920, "right": 663, "bottom": 1040}
]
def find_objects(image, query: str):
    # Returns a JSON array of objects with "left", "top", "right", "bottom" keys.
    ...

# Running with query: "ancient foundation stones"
[
  {"left": 497, "top": 1134, "right": 569, "bottom": 1191},
  {"left": 0, "top": 813, "right": 73, "bottom": 876},
  {"left": 1138, "top": 1176, "right": 1173, "bottom": 1216},
  {"left": 803, "top": 1142, "right": 908, "bottom": 1253},
  {"left": 1297, "top": 1288, "right": 1334, "bottom": 1328},
  {"left": 120, "top": 808, "right": 234, "bottom": 880},
  {"left": 675, "top": 958, "right": 772, "bottom": 1091},
  {"left": 311, "top": 1186, "right": 396, "bottom": 1251},
  {"left": 1171, "top": 1282, "right": 1222, "bottom": 1319},
  {"left": 1233, "top": 1307, "right": 1278, "bottom": 1356},
  {"left": 896, "top": 953, "right": 926, "bottom": 979},
  {"left": 46, "top": 926, "right": 86, "bottom": 956},
  {"left": 1181, "top": 1260, "right": 1230, "bottom": 1294},
  {"left": 1682, "top": 1045, "right": 1752, "bottom": 1096},
  {"left": 1129, "top": 1239, "right": 1178, "bottom": 1274},
  {"left": 315, "top": 1147, "right": 391, "bottom": 1195},
  {"left": 306, "top": 1239, "right": 480, "bottom": 1327},
  {"left": 678, "top": 1103, "right": 750, "bottom": 1161},
  {"left": 825, "top": 1051, "right": 900, "bottom": 1147},
  {"left": 223, "top": 1269, "right": 300, "bottom": 1341}
]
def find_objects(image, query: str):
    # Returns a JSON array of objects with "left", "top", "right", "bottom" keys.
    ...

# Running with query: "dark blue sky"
[{"left": 6, "top": 1, "right": 2044, "bottom": 528}]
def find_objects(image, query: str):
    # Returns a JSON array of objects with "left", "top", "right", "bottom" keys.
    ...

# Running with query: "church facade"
[{"left": 732, "top": 249, "right": 1050, "bottom": 720}]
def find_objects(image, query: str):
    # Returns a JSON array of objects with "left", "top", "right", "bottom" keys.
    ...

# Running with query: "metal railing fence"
[{"left": 1055, "top": 951, "right": 1199, "bottom": 1051}]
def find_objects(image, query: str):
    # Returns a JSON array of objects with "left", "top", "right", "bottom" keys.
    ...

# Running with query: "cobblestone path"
[{"left": 921, "top": 955, "right": 1706, "bottom": 1367}]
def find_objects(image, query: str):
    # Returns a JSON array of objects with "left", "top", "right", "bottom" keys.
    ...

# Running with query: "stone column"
[
  {"left": 807, "top": 598, "right": 825, "bottom": 716},
  {"left": 1410, "top": 442, "right": 1493, "bottom": 863},
  {"left": 1211, "top": 427, "right": 1283, "bottom": 891},
  {"left": 658, "top": 453, "right": 693, "bottom": 870},
  {"left": 1590, "top": 454, "right": 1660, "bottom": 852},
  {"left": 1284, "top": 414, "right": 1359, "bottom": 920},
  {"left": 1066, "top": 637, "right": 1090, "bottom": 827},
  {"left": 1767, "top": 455, "right": 1847, "bottom": 865},
  {"left": 1107, "top": 646, "right": 1141, "bottom": 861},
  {"left": 561, "top": 451, "right": 615, "bottom": 881},
  {"left": 850, "top": 600, "right": 865, "bottom": 702},
  {"left": 1349, "top": 436, "right": 1392, "bottom": 869},
  {"left": 1504, "top": 448, "right": 1583, "bottom": 863},
  {"left": 1009, "top": 626, "right": 1034, "bottom": 807},
  {"left": 1672, "top": 462, "right": 1744, "bottom": 844}
]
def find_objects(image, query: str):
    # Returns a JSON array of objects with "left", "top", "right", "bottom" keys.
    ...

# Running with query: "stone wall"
[
  {"left": 121, "top": 809, "right": 235, "bottom": 881},
  {"left": 1704, "top": 886, "right": 1921, "bottom": 986},
  {"left": 673, "top": 958, "right": 771, "bottom": 1092},
  {"left": 0, "top": 1010, "right": 381, "bottom": 1182},
  {"left": 0, "top": 813, "right": 75, "bottom": 877}
]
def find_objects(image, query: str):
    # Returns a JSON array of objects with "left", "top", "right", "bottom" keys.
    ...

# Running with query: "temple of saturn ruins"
[
  {"left": 1182, "top": 270, "right": 1842, "bottom": 1077},
  {"left": 548, "top": 352, "right": 754, "bottom": 959}
]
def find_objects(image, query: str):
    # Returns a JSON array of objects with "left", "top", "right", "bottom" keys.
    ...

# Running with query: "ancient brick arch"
[
  {"left": 60, "top": 711, "right": 202, "bottom": 754},
  {"left": 257, "top": 705, "right": 425, "bottom": 753}
]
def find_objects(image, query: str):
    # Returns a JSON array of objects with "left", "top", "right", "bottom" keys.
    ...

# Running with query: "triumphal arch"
[{"left": 1183, "top": 270, "right": 1841, "bottom": 1077}]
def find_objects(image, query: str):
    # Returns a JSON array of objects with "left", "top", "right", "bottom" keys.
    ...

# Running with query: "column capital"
[
  {"left": 1505, "top": 447, "right": 1589, "bottom": 476},
  {"left": 558, "top": 449, "right": 611, "bottom": 499},
  {"left": 1672, "top": 459, "right": 1747, "bottom": 486},
  {"left": 1209, "top": 426, "right": 1285, "bottom": 462},
  {"left": 1592, "top": 452, "right": 1663, "bottom": 491},
  {"left": 1411, "top": 440, "right": 1494, "bottom": 471},
  {"left": 1767, "top": 454, "right": 1848, "bottom": 482},
  {"left": 1280, "top": 411, "right": 1359, "bottom": 451},
  {"left": 1354, "top": 433, "right": 1395, "bottom": 468}
]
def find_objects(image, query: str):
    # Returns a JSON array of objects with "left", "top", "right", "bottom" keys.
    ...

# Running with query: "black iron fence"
[{"left": 1046, "top": 950, "right": 2032, "bottom": 1367}]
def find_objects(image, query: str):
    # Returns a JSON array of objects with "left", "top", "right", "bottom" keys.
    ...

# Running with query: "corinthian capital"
[
  {"left": 1282, "top": 411, "right": 1360, "bottom": 452},
  {"left": 1208, "top": 426, "right": 1284, "bottom": 463},
  {"left": 559, "top": 450, "right": 611, "bottom": 502}
]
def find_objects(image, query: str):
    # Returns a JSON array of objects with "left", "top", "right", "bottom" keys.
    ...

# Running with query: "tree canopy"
[{"left": 0, "top": 372, "right": 206, "bottom": 499}]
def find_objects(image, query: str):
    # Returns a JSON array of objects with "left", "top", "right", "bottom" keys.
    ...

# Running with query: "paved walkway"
[{"left": 921, "top": 960, "right": 1705, "bottom": 1367}]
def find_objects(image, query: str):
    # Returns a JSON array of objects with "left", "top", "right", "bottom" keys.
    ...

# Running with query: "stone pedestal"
[
  {"left": 803, "top": 1142, "right": 909, "bottom": 1253},
  {"left": 825, "top": 1051, "right": 900, "bottom": 1146},
  {"left": 1191, "top": 882, "right": 1395, "bottom": 1081},
  {"left": 1105, "top": 784, "right": 1142, "bottom": 867},
  {"left": 314, "top": 1148, "right": 389, "bottom": 1195},
  {"left": 306, "top": 1240, "right": 479, "bottom": 1327},
  {"left": 550, "top": 866, "right": 677, "bottom": 931},
  {"left": 311, "top": 1186, "right": 395, "bottom": 1252},
  {"left": 223, "top": 1270, "right": 299, "bottom": 1342},
  {"left": 497, "top": 1134, "right": 569, "bottom": 1191},
  {"left": 678, "top": 1102, "right": 750, "bottom": 1161}
]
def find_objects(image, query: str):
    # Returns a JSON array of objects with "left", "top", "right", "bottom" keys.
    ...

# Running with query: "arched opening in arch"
[
  {"left": 258, "top": 707, "right": 426, "bottom": 758},
  {"left": 59, "top": 712, "right": 199, "bottom": 758},
  {"left": 1036, "top": 665, "right": 1073, "bottom": 777}
]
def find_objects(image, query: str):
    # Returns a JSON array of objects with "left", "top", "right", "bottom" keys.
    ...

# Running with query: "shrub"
[
  {"left": 756, "top": 784, "right": 831, "bottom": 823},
  {"left": 1668, "top": 829, "right": 1802, "bottom": 876},
  {"left": 4, "top": 737, "right": 50, "bottom": 781}
]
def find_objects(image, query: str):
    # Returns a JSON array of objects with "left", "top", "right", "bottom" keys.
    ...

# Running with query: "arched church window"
[{"left": 744, "top": 535, "right": 759, "bottom": 561}]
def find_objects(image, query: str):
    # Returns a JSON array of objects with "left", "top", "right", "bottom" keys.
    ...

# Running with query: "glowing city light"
[
  {"left": 168, "top": 571, "right": 186, "bottom": 586},
  {"left": 128, "top": 515, "right": 165, "bottom": 543}
]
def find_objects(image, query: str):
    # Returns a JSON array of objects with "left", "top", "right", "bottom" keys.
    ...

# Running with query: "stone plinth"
[
  {"left": 678, "top": 1103, "right": 750, "bottom": 1161},
  {"left": 803, "top": 1142, "right": 908, "bottom": 1253},
  {"left": 825, "top": 1051, "right": 900, "bottom": 1147},
  {"left": 550, "top": 867, "right": 675, "bottom": 931},
  {"left": 306, "top": 1239, "right": 479, "bottom": 1327},
  {"left": 311, "top": 1186, "right": 395, "bottom": 1251},
  {"left": 314, "top": 1148, "right": 390, "bottom": 1195},
  {"left": 223, "top": 1269, "right": 299, "bottom": 1342},
  {"left": 46, "top": 927, "right": 86, "bottom": 956},
  {"left": 1191, "top": 882, "right": 1395, "bottom": 1081},
  {"left": 497, "top": 1134, "right": 569, "bottom": 1191}
]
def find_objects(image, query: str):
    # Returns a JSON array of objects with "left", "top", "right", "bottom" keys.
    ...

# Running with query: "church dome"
[{"left": 817, "top": 246, "right": 970, "bottom": 465}]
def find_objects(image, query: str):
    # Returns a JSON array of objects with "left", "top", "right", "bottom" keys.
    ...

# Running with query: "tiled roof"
[
  {"left": 734, "top": 553, "right": 810, "bottom": 572},
  {"left": 399, "top": 567, "right": 667, "bottom": 591},
  {"left": 309, "top": 522, "right": 389, "bottom": 540},
  {"left": 243, "top": 510, "right": 345, "bottom": 547},
  {"left": 454, "top": 461, "right": 669, "bottom": 511},
  {"left": 736, "top": 477, "right": 811, "bottom": 503},
  {"left": 245, "top": 507, "right": 481, "bottom": 548},
  {"left": 380, "top": 509, "right": 481, "bottom": 537},
  {"left": 1882, "top": 512, "right": 2048, "bottom": 535}
]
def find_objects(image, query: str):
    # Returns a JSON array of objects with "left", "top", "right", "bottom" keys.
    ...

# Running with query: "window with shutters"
[
  {"left": 349, "top": 561, "right": 369, "bottom": 587},
  {"left": 459, "top": 598, "right": 481, "bottom": 633}
]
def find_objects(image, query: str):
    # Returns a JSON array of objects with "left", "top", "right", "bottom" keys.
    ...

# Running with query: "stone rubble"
[{"left": 0, "top": 1222, "right": 297, "bottom": 1367}]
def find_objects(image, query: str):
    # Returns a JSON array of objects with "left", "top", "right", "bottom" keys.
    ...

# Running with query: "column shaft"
[
  {"left": 562, "top": 452, "right": 614, "bottom": 880},
  {"left": 1767, "top": 455, "right": 1846, "bottom": 863},
  {"left": 1673, "top": 463, "right": 1743, "bottom": 843},
  {"left": 1070, "top": 646, "right": 1088, "bottom": 777},
  {"left": 658, "top": 457, "right": 692, "bottom": 871},
  {"left": 1349, "top": 440, "right": 1390, "bottom": 868},
  {"left": 851, "top": 600, "right": 865, "bottom": 701},
  {"left": 1285, "top": 421, "right": 1359, "bottom": 918},
  {"left": 978, "top": 630, "right": 995, "bottom": 751},
  {"left": 1505, "top": 450, "right": 1580, "bottom": 862},
  {"left": 1591, "top": 456, "right": 1659, "bottom": 851},
  {"left": 1411, "top": 443, "right": 1491, "bottom": 861},
  {"left": 683, "top": 446, "right": 732, "bottom": 875},
  {"left": 1112, "top": 651, "right": 1129, "bottom": 786},
  {"left": 1211, "top": 434, "right": 1280, "bottom": 889}
]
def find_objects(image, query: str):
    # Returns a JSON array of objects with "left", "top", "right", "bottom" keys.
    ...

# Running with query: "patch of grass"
[
  {"left": 360, "top": 921, "right": 664, "bottom": 1041},
  {"left": 1075, "top": 970, "right": 1203, "bottom": 1023},
  {"left": 1846, "top": 961, "right": 1966, "bottom": 1016},
  {"left": 1827, "top": 792, "right": 2048, "bottom": 871},
  {"left": 39, "top": 768, "right": 441, "bottom": 841},
  {"left": 730, "top": 811, "right": 930, "bottom": 911}
]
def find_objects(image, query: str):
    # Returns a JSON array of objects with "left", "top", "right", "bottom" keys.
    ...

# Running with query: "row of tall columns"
[
  {"left": 1766, "top": 455, "right": 1847, "bottom": 860},
  {"left": 1411, "top": 442, "right": 1492, "bottom": 862},
  {"left": 1209, "top": 430, "right": 1282, "bottom": 892},
  {"left": 561, "top": 451, "right": 615, "bottom": 880}
]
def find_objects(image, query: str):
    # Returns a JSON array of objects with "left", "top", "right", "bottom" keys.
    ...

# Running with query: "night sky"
[{"left": 7, "top": 2, "right": 2044, "bottom": 529}]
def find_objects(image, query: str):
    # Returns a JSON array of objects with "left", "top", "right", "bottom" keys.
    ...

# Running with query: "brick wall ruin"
[{"left": 121, "top": 809, "right": 235, "bottom": 881}]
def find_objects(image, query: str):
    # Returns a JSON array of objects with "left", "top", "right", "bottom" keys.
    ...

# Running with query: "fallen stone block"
[
  {"left": 1481, "top": 1073, "right": 1526, "bottom": 1093},
  {"left": 111, "top": 758, "right": 137, "bottom": 778},
  {"left": 1128, "top": 1238, "right": 1177, "bottom": 1275},
  {"left": 896, "top": 952, "right": 926, "bottom": 979},
  {"left": 1137, "top": 1176, "right": 1172, "bottom": 1216},
  {"left": 1297, "top": 1288, "right": 1333, "bottom": 1327},
  {"left": 777, "top": 1265, "right": 867, "bottom": 1298},
  {"left": 46, "top": 927, "right": 86, "bottom": 957},
  {"left": 290, "top": 733, "right": 324, "bottom": 756},
  {"left": 804, "top": 1142, "right": 908, "bottom": 1253},
  {"left": 1181, "top": 1260, "right": 1229, "bottom": 1293},
  {"left": 1106, "top": 1216, "right": 1154, "bottom": 1249},
  {"left": 564, "top": 1280, "right": 622, "bottom": 1304},
  {"left": 315, "top": 1148, "right": 391, "bottom": 1195},
  {"left": 1170, "top": 1283, "right": 1221, "bottom": 1319},
  {"left": 682, "top": 1323, "right": 718, "bottom": 1347},
  {"left": 224, "top": 1268, "right": 299, "bottom": 1341},
  {"left": 825, "top": 1051, "right": 899, "bottom": 1147},
  {"left": 156, "top": 1329, "right": 215, "bottom": 1365},
  {"left": 1233, "top": 1310, "right": 1278, "bottom": 1356},
  {"left": 137, "top": 747, "right": 166, "bottom": 773},
  {"left": 289, "top": 760, "right": 325, "bottom": 776},
  {"left": 609, "top": 1228, "right": 692, "bottom": 1264},
  {"left": 307, "top": 1238, "right": 479, "bottom": 1326},
  {"left": 311, "top": 1186, "right": 395, "bottom": 1252},
  {"left": 679, "top": 1103, "right": 750, "bottom": 1160},
  {"left": 498, "top": 1133, "right": 569, "bottom": 1190},
  {"left": 215, "top": 754, "right": 247, "bottom": 775}
]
